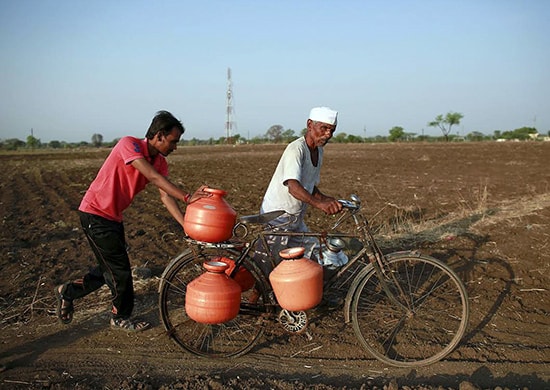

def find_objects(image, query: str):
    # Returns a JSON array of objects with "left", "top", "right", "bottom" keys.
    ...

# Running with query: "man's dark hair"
[{"left": 145, "top": 110, "right": 185, "bottom": 140}]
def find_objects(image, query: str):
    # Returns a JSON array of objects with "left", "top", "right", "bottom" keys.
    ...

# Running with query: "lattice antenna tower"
[{"left": 225, "top": 67, "right": 236, "bottom": 143}]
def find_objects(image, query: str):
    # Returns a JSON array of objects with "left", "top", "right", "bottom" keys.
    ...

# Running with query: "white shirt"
[{"left": 261, "top": 137, "right": 323, "bottom": 216}]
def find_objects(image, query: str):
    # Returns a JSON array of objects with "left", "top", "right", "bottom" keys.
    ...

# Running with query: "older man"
[{"left": 257, "top": 107, "right": 343, "bottom": 272}]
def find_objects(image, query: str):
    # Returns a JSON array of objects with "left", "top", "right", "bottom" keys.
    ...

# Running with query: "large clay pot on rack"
[
  {"left": 185, "top": 261, "right": 241, "bottom": 324},
  {"left": 269, "top": 247, "right": 323, "bottom": 311},
  {"left": 183, "top": 187, "right": 237, "bottom": 243}
]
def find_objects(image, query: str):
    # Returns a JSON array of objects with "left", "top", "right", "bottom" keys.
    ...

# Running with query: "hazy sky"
[{"left": 1, "top": 0, "right": 549, "bottom": 143}]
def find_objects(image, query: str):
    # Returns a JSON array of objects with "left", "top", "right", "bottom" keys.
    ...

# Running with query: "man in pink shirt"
[{"left": 55, "top": 110, "right": 209, "bottom": 331}]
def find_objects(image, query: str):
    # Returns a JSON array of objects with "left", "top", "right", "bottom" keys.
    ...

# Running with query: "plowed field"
[{"left": 1, "top": 142, "right": 549, "bottom": 389}]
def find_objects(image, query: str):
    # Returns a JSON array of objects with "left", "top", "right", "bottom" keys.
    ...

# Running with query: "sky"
[{"left": 1, "top": 0, "right": 549, "bottom": 143}]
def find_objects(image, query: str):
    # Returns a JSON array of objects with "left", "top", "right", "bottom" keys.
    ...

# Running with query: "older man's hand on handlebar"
[{"left": 316, "top": 197, "right": 343, "bottom": 215}]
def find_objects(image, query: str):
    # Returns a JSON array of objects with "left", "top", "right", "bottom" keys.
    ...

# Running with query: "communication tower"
[{"left": 225, "top": 67, "right": 236, "bottom": 143}]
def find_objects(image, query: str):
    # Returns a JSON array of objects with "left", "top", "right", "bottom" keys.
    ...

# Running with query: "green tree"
[
  {"left": 404, "top": 132, "right": 417, "bottom": 141},
  {"left": 281, "top": 129, "right": 296, "bottom": 143},
  {"left": 26, "top": 135, "right": 41, "bottom": 149},
  {"left": 1, "top": 138, "right": 25, "bottom": 150},
  {"left": 332, "top": 132, "right": 348, "bottom": 143},
  {"left": 232, "top": 133, "right": 242, "bottom": 144},
  {"left": 388, "top": 126, "right": 405, "bottom": 142},
  {"left": 91, "top": 133, "right": 103, "bottom": 147},
  {"left": 250, "top": 135, "right": 267, "bottom": 144},
  {"left": 266, "top": 125, "right": 284, "bottom": 143},
  {"left": 49, "top": 140, "right": 62, "bottom": 148},
  {"left": 466, "top": 131, "right": 485, "bottom": 142},
  {"left": 347, "top": 134, "right": 363, "bottom": 143},
  {"left": 501, "top": 127, "right": 537, "bottom": 140},
  {"left": 428, "top": 112, "right": 464, "bottom": 142}
]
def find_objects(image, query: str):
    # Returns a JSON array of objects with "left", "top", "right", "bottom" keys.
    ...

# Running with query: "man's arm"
[
  {"left": 131, "top": 158, "right": 189, "bottom": 202},
  {"left": 131, "top": 158, "right": 210, "bottom": 228},
  {"left": 159, "top": 188, "right": 185, "bottom": 227},
  {"left": 286, "top": 179, "right": 342, "bottom": 215}
]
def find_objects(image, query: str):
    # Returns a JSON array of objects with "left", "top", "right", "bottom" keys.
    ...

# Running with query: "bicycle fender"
[
  {"left": 385, "top": 250, "right": 423, "bottom": 260},
  {"left": 158, "top": 248, "right": 193, "bottom": 293},
  {"left": 385, "top": 251, "right": 448, "bottom": 266}
]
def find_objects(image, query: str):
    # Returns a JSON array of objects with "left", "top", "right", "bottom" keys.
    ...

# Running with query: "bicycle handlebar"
[{"left": 338, "top": 199, "right": 360, "bottom": 211}]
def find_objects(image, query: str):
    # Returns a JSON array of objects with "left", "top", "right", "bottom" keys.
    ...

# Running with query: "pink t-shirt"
[{"left": 79, "top": 136, "right": 168, "bottom": 222}]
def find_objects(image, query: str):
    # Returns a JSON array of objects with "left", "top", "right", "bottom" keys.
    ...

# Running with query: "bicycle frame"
[
  {"left": 159, "top": 194, "right": 470, "bottom": 366},
  {"left": 179, "top": 197, "right": 412, "bottom": 317}
]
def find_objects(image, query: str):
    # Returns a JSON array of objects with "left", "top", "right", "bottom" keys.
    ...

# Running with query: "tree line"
[{"left": 1, "top": 112, "right": 545, "bottom": 151}]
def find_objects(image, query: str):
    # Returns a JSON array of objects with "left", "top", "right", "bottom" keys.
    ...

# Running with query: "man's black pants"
[{"left": 63, "top": 211, "right": 134, "bottom": 319}]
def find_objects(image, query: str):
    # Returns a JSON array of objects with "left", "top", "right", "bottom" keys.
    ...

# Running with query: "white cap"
[{"left": 309, "top": 106, "right": 338, "bottom": 126}]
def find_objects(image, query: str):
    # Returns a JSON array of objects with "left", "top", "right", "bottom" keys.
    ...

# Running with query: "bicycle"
[{"left": 158, "top": 194, "right": 469, "bottom": 367}]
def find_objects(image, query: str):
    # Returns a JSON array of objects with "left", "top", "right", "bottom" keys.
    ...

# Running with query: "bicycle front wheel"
[
  {"left": 159, "top": 249, "right": 270, "bottom": 358},
  {"left": 350, "top": 253, "right": 469, "bottom": 367}
]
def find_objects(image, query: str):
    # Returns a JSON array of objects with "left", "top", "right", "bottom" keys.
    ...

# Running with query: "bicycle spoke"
[
  {"left": 159, "top": 250, "right": 269, "bottom": 358},
  {"left": 351, "top": 254, "right": 469, "bottom": 367}
]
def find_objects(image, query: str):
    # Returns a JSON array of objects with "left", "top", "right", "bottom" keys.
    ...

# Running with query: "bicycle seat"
[{"left": 239, "top": 210, "right": 285, "bottom": 225}]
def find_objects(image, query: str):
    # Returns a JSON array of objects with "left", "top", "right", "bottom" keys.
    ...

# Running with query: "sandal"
[
  {"left": 110, "top": 318, "right": 151, "bottom": 332},
  {"left": 54, "top": 284, "right": 74, "bottom": 324}
]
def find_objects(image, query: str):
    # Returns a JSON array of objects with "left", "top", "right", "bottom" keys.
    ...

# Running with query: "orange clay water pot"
[
  {"left": 218, "top": 257, "right": 255, "bottom": 292},
  {"left": 183, "top": 187, "right": 237, "bottom": 243},
  {"left": 269, "top": 247, "right": 323, "bottom": 311},
  {"left": 185, "top": 261, "right": 241, "bottom": 324}
]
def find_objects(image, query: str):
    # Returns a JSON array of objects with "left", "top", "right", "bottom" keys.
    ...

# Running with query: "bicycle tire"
[
  {"left": 158, "top": 248, "right": 270, "bottom": 358},
  {"left": 350, "top": 253, "right": 469, "bottom": 367}
]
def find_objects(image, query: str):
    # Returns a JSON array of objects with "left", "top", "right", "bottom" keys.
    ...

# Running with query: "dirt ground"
[{"left": 0, "top": 142, "right": 549, "bottom": 389}]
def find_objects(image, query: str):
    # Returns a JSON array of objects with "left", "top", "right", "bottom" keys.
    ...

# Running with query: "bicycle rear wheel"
[
  {"left": 158, "top": 249, "right": 270, "bottom": 358},
  {"left": 350, "top": 253, "right": 469, "bottom": 367}
]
